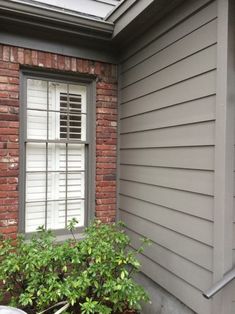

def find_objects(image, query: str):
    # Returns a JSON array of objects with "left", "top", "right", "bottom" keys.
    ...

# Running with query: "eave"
[{"left": 0, "top": 0, "right": 114, "bottom": 41}]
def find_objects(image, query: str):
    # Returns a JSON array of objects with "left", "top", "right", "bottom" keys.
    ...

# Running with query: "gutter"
[
  {"left": 105, "top": 0, "right": 137, "bottom": 22},
  {"left": 0, "top": 0, "right": 114, "bottom": 40}
]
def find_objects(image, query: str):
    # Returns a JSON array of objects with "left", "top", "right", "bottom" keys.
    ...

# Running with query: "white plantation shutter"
[{"left": 25, "top": 79, "right": 87, "bottom": 232}]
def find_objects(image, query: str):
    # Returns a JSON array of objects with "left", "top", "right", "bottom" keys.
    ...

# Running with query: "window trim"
[{"left": 19, "top": 68, "right": 96, "bottom": 235}]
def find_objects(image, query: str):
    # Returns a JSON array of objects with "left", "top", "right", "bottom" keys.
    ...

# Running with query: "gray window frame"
[{"left": 19, "top": 68, "right": 96, "bottom": 235}]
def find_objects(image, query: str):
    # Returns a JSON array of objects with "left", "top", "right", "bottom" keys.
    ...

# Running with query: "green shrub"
[{"left": 0, "top": 220, "right": 150, "bottom": 314}]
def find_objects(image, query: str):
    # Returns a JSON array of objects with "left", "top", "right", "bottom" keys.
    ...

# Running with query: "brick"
[
  {"left": 9, "top": 63, "right": 19, "bottom": 70},
  {"left": 0, "top": 113, "right": 19, "bottom": 121},
  {"left": 0, "top": 84, "right": 18, "bottom": 92},
  {"left": 24, "top": 49, "right": 32, "bottom": 65},
  {"left": 0, "top": 106, "right": 8, "bottom": 113},
  {"left": 7, "top": 143, "right": 19, "bottom": 149},
  {"left": 96, "top": 198, "right": 116, "bottom": 205},
  {"left": 38, "top": 51, "right": 46, "bottom": 67},
  {"left": 0, "top": 76, "right": 8, "bottom": 83},
  {"left": 0, "top": 69, "right": 18, "bottom": 77},
  {"left": 0, "top": 91, "right": 8, "bottom": 98},
  {"left": 96, "top": 179, "right": 116, "bottom": 185},
  {"left": 45, "top": 53, "right": 52, "bottom": 68},
  {"left": 0, "top": 46, "right": 3, "bottom": 60},
  {"left": 0, "top": 128, "right": 18, "bottom": 135},
  {"left": 96, "top": 210, "right": 116, "bottom": 217},
  {"left": 32, "top": 51, "right": 38, "bottom": 66},
  {"left": 94, "top": 62, "right": 101, "bottom": 75},
  {"left": 0, "top": 99, "right": 19, "bottom": 107},
  {"left": 3, "top": 46, "right": 10, "bottom": 61},
  {"left": 88, "top": 60, "right": 95, "bottom": 74},
  {"left": 77, "top": 59, "right": 83, "bottom": 72},
  {"left": 17, "top": 48, "right": 24, "bottom": 64},
  {"left": 82, "top": 60, "right": 89, "bottom": 73},
  {"left": 65, "top": 57, "right": 71, "bottom": 71},
  {"left": 0, "top": 184, "right": 17, "bottom": 191},
  {"left": 71, "top": 58, "right": 76, "bottom": 72},
  {"left": 0, "top": 226, "right": 17, "bottom": 234},
  {"left": 58, "top": 55, "right": 65, "bottom": 70},
  {"left": 51, "top": 54, "right": 58, "bottom": 68},
  {"left": 96, "top": 169, "right": 116, "bottom": 175},
  {"left": 10, "top": 47, "right": 18, "bottom": 63},
  {"left": 0, "top": 61, "right": 8, "bottom": 69},
  {"left": 96, "top": 157, "right": 116, "bottom": 163},
  {"left": 0, "top": 198, "right": 18, "bottom": 205},
  {"left": 0, "top": 212, "right": 18, "bottom": 220}
]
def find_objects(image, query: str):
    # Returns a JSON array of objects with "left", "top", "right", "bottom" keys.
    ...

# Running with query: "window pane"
[
  {"left": 27, "top": 109, "right": 47, "bottom": 140},
  {"left": 48, "top": 110, "right": 60, "bottom": 140},
  {"left": 26, "top": 143, "right": 46, "bottom": 172},
  {"left": 68, "top": 144, "right": 85, "bottom": 171},
  {"left": 25, "top": 202, "right": 46, "bottom": 233},
  {"left": 66, "top": 199, "right": 85, "bottom": 227},
  {"left": 47, "top": 200, "right": 65, "bottom": 230},
  {"left": 27, "top": 79, "right": 47, "bottom": 110},
  {"left": 48, "top": 143, "right": 66, "bottom": 171},
  {"left": 69, "top": 84, "right": 87, "bottom": 141},
  {"left": 47, "top": 172, "right": 66, "bottom": 201},
  {"left": 69, "top": 84, "right": 87, "bottom": 114},
  {"left": 49, "top": 82, "right": 67, "bottom": 140},
  {"left": 67, "top": 172, "right": 85, "bottom": 199},
  {"left": 26, "top": 172, "right": 46, "bottom": 202}
]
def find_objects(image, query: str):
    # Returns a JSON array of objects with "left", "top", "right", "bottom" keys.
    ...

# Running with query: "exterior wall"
[
  {"left": 118, "top": 0, "right": 217, "bottom": 313},
  {"left": 0, "top": 44, "right": 118, "bottom": 238},
  {"left": 134, "top": 272, "right": 195, "bottom": 314}
]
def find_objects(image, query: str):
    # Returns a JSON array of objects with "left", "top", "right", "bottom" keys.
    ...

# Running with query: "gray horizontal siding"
[
  {"left": 121, "top": 0, "right": 217, "bottom": 67},
  {"left": 121, "top": 70, "right": 216, "bottom": 118},
  {"left": 137, "top": 249, "right": 211, "bottom": 314},
  {"left": 118, "top": 0, "right": 216, "bottom": 313},
  {"left": 120, "top": 146, "right": 214, "bottom": 170},
  {"left": 121, "top": 96, "right": 216, "bottom": 133},
  {"left": 120, "top": 210, "right": 213, "bottom": 271},
  {"left": 126, "top": 228, "right": 212, "bottom": 291},
  {"left": 120, "top": 121, "right": 215, "bottom": 148},
  {"left": 121, "top": 20, "right": 217, "bottom": 87},
  {"left": 121, "top": 45, "right": 216, "bottom": 104},
  {"left": 120, "top": 165, "right": 214, "bottom": 196},
  {"left": 120, "top": 195, "right": 213, "bottom": 244},
  {"left": 119, "top": 181, "right": 213, "bottom": 221}
]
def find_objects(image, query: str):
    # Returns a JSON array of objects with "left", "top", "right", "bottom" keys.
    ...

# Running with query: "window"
[{"left": 21, "top": 75, "right": 92, "bottom": 233}]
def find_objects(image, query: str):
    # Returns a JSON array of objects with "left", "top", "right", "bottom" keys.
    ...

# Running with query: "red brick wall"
[{"left": 0, "top": 44, "right": 118, "bottom": 238}]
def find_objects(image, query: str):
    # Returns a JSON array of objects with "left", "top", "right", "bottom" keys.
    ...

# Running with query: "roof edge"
[
  {"left": 105, "top": 0, "right": 137, "bottom": 22},
  {"left": 0, "top": 0, "right": 114, "bottom": 40}
]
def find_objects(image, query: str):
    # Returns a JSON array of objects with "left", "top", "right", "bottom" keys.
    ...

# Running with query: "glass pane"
[
  {"left": 47, "top": 172, "right": 66, "bottom": 201},
  {"left": 49, "top": 82, "right": 67, "bottom": 111},
  {"left": 68, "top": 144, "right": 85, "bottom": 171},
  {"left": 48, "top": 82, "right": 67, "bottom": 140},
  {"left": 48, "top": 143, "right": 66, "bottom": 171},
  {"left": 26, "top": 172, "right": 46, "bottom": 202},
  {"left": 67, "top": 172, "right": 85, "bottom": 199},
  {"left": 67, "top": 199, "right": 84, "bottom": 227},
  {"left": 69, "top": 84, "right": 87, "bottom": 141},
  {"left": 25, "top": 202, "right": 46, "bottom": 232},
  {"left": 27, "top": 109, "right": 47, "bottom": 140},
  {"left": 48, "top": 110, "right": 61, "bottom": 140},
  {"left": 47, "top": 200, "right": 65, "bottom": 230},
  {"left": 27, "top": 79, "right": 47, "bottom": 110},
  {"left": 47, "top": 143, "right": 66, "bottom": 201},
  {"left": 69, "top": 84, "right": 87, "bottom": 114},
  {"left": 26, "top": 143, "right": 46, "bottom": 172}
]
